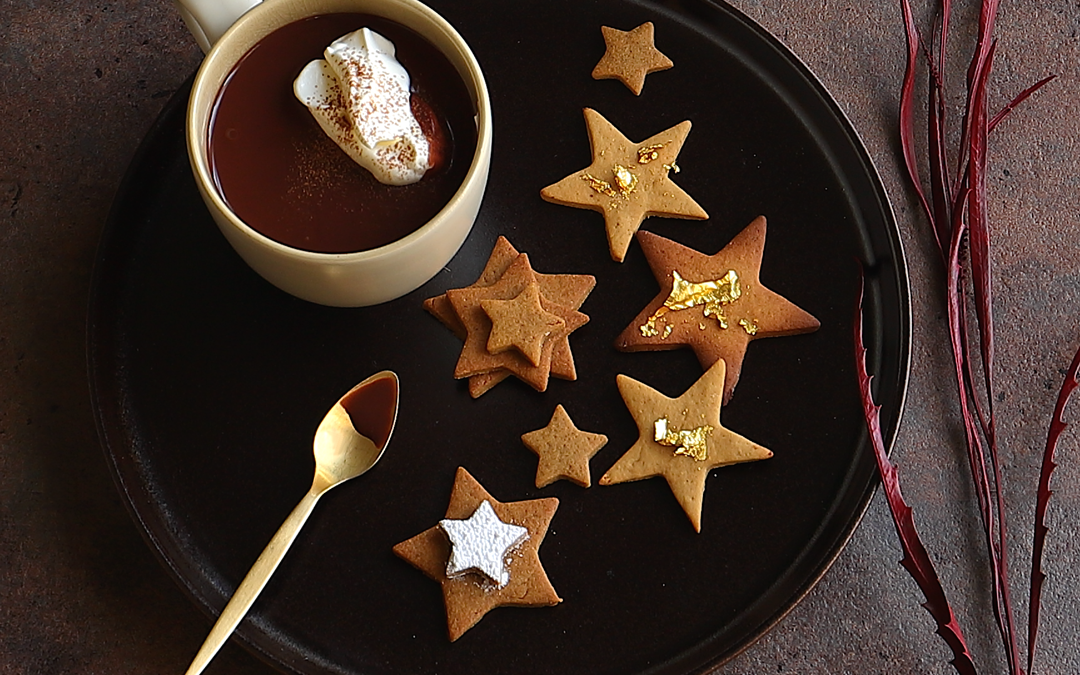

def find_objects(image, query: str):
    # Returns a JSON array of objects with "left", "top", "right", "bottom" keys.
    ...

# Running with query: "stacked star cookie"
[{"left": 424, "top": 237, "right": 596, "bottom": 397}]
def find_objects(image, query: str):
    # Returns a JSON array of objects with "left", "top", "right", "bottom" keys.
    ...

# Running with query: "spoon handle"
[{"left": 184, "top": 487, "right": 322, "bottom": 675}]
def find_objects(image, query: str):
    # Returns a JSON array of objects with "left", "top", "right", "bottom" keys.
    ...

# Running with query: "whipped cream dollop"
[{"left": 294, "top": 28, "right": 432, "bottom": 186}]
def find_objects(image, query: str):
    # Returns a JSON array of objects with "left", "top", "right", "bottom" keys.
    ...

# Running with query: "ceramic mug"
[{"left": 176, "top": 0, "right": 492, "bottom": 307}]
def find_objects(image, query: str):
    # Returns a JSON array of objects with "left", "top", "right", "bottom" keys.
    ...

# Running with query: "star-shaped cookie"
[
  {"left": 541, "top": 108, "right": 708, "bottom": 262},
  {"left": 441, "top": 500, "right": 527, "bottom": 588},
  {"left": 521, "top": 405, "right": 608, "bottom": 488},
  {"left": 599, "top": 359, "right": 773, "bottom": 532},
  {"left": 448, "top": 255, "right": 589, "bottom": 392},
  {"left": 424, "top": 237, "right": 595, "bottom": 396},
  {"left": 393, "top": 467, "right": 561, "bottom": 641},
  {"left": 614, "top": 217, "right": 820, "bottom": 402},
  {"left": 481, "top": 280, "right": 565, "bottom": 366},
  {"left": 591, "top": 22, "right": 673, "bottom": 95}
]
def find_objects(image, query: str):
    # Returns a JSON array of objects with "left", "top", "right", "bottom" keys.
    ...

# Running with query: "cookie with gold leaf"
[
  {"left": 599, "top": 359, "right": 773, "bottom": 532},
  {"left": 614, "top": 217, "right": 820, "bottom": 402},
  {"left": 392, "top": 467, "right": 561, "bottom": 641},
  {"left": 540, "top": 108, "right": 707, "bottom": 262}
]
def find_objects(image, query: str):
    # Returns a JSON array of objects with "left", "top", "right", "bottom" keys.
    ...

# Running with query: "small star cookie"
[
  {"left": 481, "top": 280, "right": 565, "bottom": 366},
  {"left": 599, "top": 359, "right": 773, "bottom": 532},
  {"left": 614, "top": 217, "right": 820, "bottom": 402},
  {"left": 393, "top": 467, "right": 561, "bottom": 641},
  {"left": 448, "top": 255, "right": 589, "bottom": 392},
  {"left": 521, "top": 405, "right": 608, "bottom": 488},
  {"left": 423, "top": 237, "right": 595, "bottom": 397},
  {"left": 591, "top": 22, "right": 673, "bottom": 95},
  {"left": 541, "top": 108, "right": 707, "bottom": 262}
]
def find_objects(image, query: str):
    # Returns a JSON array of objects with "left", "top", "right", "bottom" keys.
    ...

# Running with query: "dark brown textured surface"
[{"left": 1, "top": 3, "right": 1078, "bottom": 675}]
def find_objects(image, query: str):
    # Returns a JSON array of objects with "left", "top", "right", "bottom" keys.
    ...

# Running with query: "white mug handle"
[{"left": 174, "top": 0, "right": 264, "bottom": 52}]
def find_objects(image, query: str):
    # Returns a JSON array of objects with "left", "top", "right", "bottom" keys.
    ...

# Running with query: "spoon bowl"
[
  {"left": 184, "top": 370, "right": 399, "bottom": 675},
  {"left": 313, "top": 372, "right": 398, "bottom": 490}
]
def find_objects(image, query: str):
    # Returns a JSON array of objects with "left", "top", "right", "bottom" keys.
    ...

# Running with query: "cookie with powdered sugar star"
[{"left": 393, "top": 468, "right": 561, "bottom": 641}]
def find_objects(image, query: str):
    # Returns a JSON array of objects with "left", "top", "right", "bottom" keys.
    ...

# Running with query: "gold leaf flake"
[
  {"left": 653, "top": 417, "right": 713, "bottom": 461},
  {"left": 739, "top": 318, "right": 758, "bottom": 336},
  {"left": 637, "top": 143, "right": 664, "bottom": 164},
  {"left": 612, "top": 164, "right": 638, "bottom": 195},
  {"left": 583, "top": 165, "right": 637, "bottom": 199},
  {"left": 582, "top": 173, "right": 618, "bottom": 198},
  {"left": 639, "top": 269, "right": 741, "bottom": 338}
]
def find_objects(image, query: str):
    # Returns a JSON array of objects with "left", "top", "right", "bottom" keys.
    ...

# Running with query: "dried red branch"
[
  {"left": 966, "top": 40, "right": 995, "bottom": 425},
  {"left": 898, "top": 0, "right": 936, "bottom": 249},
  {"left": 963, "top": 39, "right": 1025, "bottom": 675},
  {"left": 897, "top": 0, "right": 1056, "bottom": 670},
  {"left": 944, "top": 201, "right": 1004, "bottom": 647},
  {"left": 989, "top": 76, "right": 1057, "bottom": 133},
  {"left": 855, "top": 273, "right": 978, "bottom": 675},
  {"left": 938, "top": 0, "right": 952, "bottom": 78},
  {"left": 929, "top": 81, "right": 951, "bottom": 253},
  {"left": 1028, "top": 343, "right": 1080, "bottom": 671},
  {"left": 969, "top": 0, "right": 1000, "bottom": 87}
]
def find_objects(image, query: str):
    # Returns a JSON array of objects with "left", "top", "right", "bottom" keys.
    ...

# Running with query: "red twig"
[
  {"left": 990, "top": 76, "right": 1057, "bottom": 133},
  {"left": 855, "top": 274, "right": 978, "bottom": 675},
  {"left": 945, "top": 200, "right": 1012, "bottom": 667},
  {"left": 963, "top": 39, "right": 1024, "bottom": 675},
  {"left": 929, "top": 78, "right": 952, "bottom": 256},
  {"left": 1028, "top": 344, "right": 1080, "bottom": 671},
  {"left": 895, "top": 0, "right": 1056, "bottom": 672},
  {"left": 898, "top": 0, "right": 936, "bottom": 247}
]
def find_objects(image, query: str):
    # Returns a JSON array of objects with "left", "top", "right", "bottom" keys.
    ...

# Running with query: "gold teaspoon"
[{"left": 184, "top": 370, "right": 400, "bottom": 675}]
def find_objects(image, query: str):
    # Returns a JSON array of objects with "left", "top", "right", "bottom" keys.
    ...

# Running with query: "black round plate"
[{"left": 89, "top": 1, "right": 909, "bottom": 673}]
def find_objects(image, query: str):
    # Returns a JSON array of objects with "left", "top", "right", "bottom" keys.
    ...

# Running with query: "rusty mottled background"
[{"left": 2, "top": 0, "right": 1079, "bottom": 673}]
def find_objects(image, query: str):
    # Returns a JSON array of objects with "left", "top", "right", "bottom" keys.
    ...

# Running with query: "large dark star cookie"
[{"left": 614, "top": 217, "right": 820, "bottom": 402}]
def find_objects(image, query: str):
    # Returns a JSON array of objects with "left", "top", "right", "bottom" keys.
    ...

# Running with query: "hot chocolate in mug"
[{"left": 176, "top": 0, "right": 492, "bottom": 306}]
